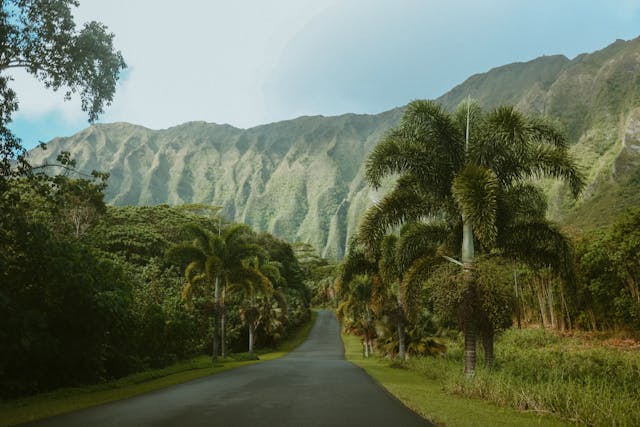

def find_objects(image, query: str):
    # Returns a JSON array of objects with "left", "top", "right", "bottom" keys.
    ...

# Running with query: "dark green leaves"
[{"left": 452, "top": 164, "right": 499, "bottom": 247}]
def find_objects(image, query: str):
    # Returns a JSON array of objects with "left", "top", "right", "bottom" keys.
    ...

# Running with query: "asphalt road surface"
[{"left": 27, "top": 310, "right": 431, "bottom": 426}]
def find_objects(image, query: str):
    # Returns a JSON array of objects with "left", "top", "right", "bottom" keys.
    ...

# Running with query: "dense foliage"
[
  {"left": 0, "top": 180, "right": 310, "bottom": 397},
  {"left": 337, "top": 100, "right": 639, "bottom": 379},
  {"left": 0, "top": 0, "right": 126, "bottom": 186}
]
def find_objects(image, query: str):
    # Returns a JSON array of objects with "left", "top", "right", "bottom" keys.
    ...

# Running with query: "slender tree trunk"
[
  {"left": 513, "top": 263, "right": 521, "bottom": 329},
  {"left": 535, "top": 277, "right": 549, "bottom": 328},
  {"left": 396, "top": 288, "right": 406, "bottom": 361},
  {"left": 462, "top": 217, "right": 476, "bottom": 377},
  {"left": 463, "top": 310, "right": 476, "bottom": 377},
  {"left": 248, "top": 291, "right": 255, "bottom": 357},
  {"left": 560, "top": 288, "right": 572, "bottom": 331},
  {"left": 212, "top": 276, "right": 220, "bottom": 363},
  {"left": 221, "top": 284, "right": 226, "bottom": 358},
  {"left": 547, "top": 276, "right": 557, "bottom": 330},
  {"left": 248, "top": 323, "right": 254, "bottom": 356},
  {"left": 363, "top": 328, "right": 369, "bottom": 358},
  {"left": 588, "top": 309, "right": 597, "bottom": 331},
  {"left": 397, "top": 319, "right": 406, "bottom": 360},
  {"left": 365, "top": 307, "right": 373, "bottom": 358},
  {"left": 482, "top": 328, "right": 494, "bottom": 369},
  {"left": 626, "top": 274, "right": 640, "bottom": 305}
]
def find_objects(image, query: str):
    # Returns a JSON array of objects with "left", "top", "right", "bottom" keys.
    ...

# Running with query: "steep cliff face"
[
  {"left": 27, "top": 37, "right": 640, "bottom": 257},
  {"left": 437, "top": 37, "right": 640, "bottom": 223},
  {"left": 28, "top": 110, "right": 403, "bottom": 258}
]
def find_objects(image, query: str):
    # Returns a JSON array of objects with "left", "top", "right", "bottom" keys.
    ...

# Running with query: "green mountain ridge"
[{"left": 27, "top": 36, "right": 640, "bottom": 257}]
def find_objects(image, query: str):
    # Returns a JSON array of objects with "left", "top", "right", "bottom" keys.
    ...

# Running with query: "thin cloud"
[{"left": 8, "top": 0, "right": 640, "bottom": 148}]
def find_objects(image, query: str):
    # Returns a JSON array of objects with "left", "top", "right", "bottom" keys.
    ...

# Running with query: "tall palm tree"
[
  {"left": 336, "top": 273, "right": 376, "bottom": 357},
  {"left": 360, "top": 100, "right": 583, "bottom": 375},
  {"left": 252, "top": 258, "right": 288, "bottom": 350},
  {"left": 167, "top": 223, "right": 264, "bottom": 362},
  {"left": 166, "top": 224, "right": 222, "bottom": 363},
  {"left": 234, "top": 257, "right": 277, "bottom": 357},
  {"left": 378, "top": 234, "right": 410, "bottom": 359}
]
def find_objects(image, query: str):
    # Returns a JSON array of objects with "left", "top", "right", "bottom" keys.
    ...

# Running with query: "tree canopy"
[{"left": 0, "top": 0, "right": 126, "bottom": 183}]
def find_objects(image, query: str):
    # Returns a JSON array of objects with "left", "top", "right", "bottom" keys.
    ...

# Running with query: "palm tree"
[
  {"left": 234, "top": 257, "right": 277, "bottom": 357},
  {"left": 252, "top": 259, "right": 288, "bottom": 350},
  {"left": 360, "top": 100, "right": 583, "bottom": 375},
  {"left": 336, "top": 273, "right": 376, "bottom": 357},
  {"left": 378, "top": 234, "right": 411, "bottom": 359},
  {"left": 167, "top": 223, "right": 264, "bottom": 362},
  {"left": 166, "top": 224, "right": 222, "bottom": 363}
]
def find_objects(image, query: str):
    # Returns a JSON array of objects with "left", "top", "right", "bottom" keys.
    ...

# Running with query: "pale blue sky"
[{"left": 9, "top": 0, "right": 640, "bottom": 149}]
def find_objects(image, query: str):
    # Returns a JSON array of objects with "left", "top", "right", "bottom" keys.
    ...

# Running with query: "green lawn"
[
  {"left": 342, "top": 333, "right": 568, "bottom": 427},
  {"left": 0, "top": 311, "right": 316, "bottom": 427}
]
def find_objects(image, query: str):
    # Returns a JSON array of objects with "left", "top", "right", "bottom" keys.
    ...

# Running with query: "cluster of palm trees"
[
  {"left": 338, "top": 99, "right": 583, "bottom": 375},
  {"left": 167, "top": 223, "right": 287, "bottom": 360}
]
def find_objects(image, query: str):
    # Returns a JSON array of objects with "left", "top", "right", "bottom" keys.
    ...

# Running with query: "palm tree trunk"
[
  {"left": 535, "top": 277, "right": 549, "bottom": 328},
  {"left": 248, "top": 323, "right": 254, "bottom": 356},
  {"left": 462, "top": 217, "right": 476, "bottom": 377},
  {"left": 248, "top": 290, "right": 255, "bottom": 357},
  {"left": 212, "top": 276, "right": 220, "bottom": 363},
  {"left": 463, "top": 316, "right": 476, "bottom": 376},
  {"left": 363, "top": 328, "right": 369, "bottom": 358},
  {"left": 396, "top": 283, "right": 406, "bottom": 361},
  {"left": 221, "top": 284, "right": 226, "bottom": 358},
  {"left": 547, "top": 277, "right": 556, "bottom": 330},
  {"left": 560, "top": 288, "right": 572, "bottom": 331},
  {"left": 513, "top": 263, "right": 521, "bottom": 329},
  {"left": 482, "top": 328, "right": 494, "bottom": 369},
  {"left": 364, "top": 307, "right": 372, "bottom": 358},
  {"left": 397, "top": 319, "right": 406, "bottom": 360}
]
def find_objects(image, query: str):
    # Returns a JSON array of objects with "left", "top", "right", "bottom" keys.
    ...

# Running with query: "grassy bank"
[
  {"left": 344, "top": 328, "right": 640, "bottom": 426},
  {"left": 342, "top": 332, "right": 567, "bottom": 427},
  {"left": 0, "top": 311, "right": 317, "bottom": 427},
  {"left": 439, "top": 329, "right": 640, "bottom": 426}
]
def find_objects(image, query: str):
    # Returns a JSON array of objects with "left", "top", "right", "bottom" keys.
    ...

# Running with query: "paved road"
[{"left": 27, "top": 310, "right": 431, "bottom": 426}]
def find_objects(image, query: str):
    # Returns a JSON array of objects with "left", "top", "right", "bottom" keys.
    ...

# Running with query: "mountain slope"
[
  {"left": 438, "top": 38, "right": 640, "bottom": 222},
  {"left": 28, "top": 111, "right": 403, "bottom": 258},
  {"left": 27, "top": 37, "right": 640, "bottom": 257}
]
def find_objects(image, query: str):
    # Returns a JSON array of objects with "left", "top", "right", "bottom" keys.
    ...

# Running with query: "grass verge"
[
  {"left": 342, "top": 332, "right": 568, "bottom": 427},
  {"left": 0, "top": 310, "right": 317, "bottom": 427}
]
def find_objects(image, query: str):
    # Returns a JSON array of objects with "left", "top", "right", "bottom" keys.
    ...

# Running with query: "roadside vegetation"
[
  {"left": 1, "top": 190, "right": 312, "bottom": 399},
  {"left": 0, "top": 0, "right": 316, "bottom": 409},
  {"left": 342, "top": 333, "right": 569, "bottom": 427},
  {"left": 335, "top": 100, "right": 640, "bottom": 424}
]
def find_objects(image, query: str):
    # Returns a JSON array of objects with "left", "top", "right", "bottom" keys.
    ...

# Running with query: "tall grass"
[{"left": 407, "top": 328, "right": 640, "bottom": 425}]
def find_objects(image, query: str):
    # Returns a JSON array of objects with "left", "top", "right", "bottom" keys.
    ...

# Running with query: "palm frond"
[
  {"left": 397, "top": 221, "right": 450, "bottom": 271},
  {"left": 340, "top": 242, "right": 377, "bottom": 287},
  {"left": 365, "top": 128, "right": 414, "bottom": 188},
  {"left": 402, "top": 100, "right": 464, "bottom": 164},
  {"left": 183, "top": 223, "right": 211, "bottom": 254},
  {"left": 358, "top": 176, "right": 443, "bottom": 255},
  {"left": 498, "top": 183, "right": 548, "bottom": 223},
  {"left": 379, "top": 234, "right": 400, "bottom": 284},
  {"left": 165, "top": 243, "right": 205, "bottom": 267},
  {"left": 224, "top": 223, "right": 254, "bottom": 246},
  {"left": 204, "top": 255, "right": 223, "bottom": 281},
  {"left": 524, "top": 116, "right": 569, "bottom": 149},
  {"left": 523, "top": 144, "right": 585, "bottom": 197},
  {"left": 498, "top": 219, "right": 575, "bottom": 284},
  {"left": 402, "top": 254, "right": 442, "bottom": 321},
  {"left": 452, "top": 164, "right": 498, "bottom": 247},
  {"left": 185, "top": 260, "right": 204, "bottom": 283}
]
